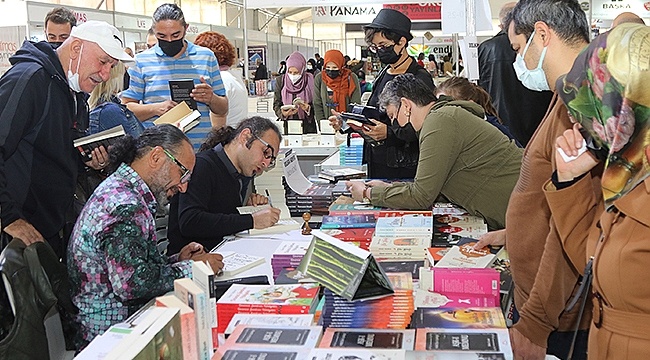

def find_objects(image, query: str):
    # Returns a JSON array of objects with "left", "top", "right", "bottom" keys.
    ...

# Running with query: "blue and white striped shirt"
[{"left": 123, "top": 41, "right": 226, "bottom": 149}]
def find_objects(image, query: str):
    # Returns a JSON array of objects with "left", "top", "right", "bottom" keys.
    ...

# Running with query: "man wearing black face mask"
[
  {"left": 122, "top": 3, "right": 228, "bottom": 150},
  {"left": 44, "top": 7, "right": 76, "bottom": 49},
  {"left": 357, "top": 9, "right": 435, "bottom": 179}
]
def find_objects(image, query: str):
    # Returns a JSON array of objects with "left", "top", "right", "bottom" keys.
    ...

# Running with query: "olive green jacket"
[{"left": 371, "top": 99, "right": 523, "bottom": 229}]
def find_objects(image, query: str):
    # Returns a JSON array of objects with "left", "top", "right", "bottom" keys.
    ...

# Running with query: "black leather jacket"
[{"left": 478, "top": 31, "right": 553, "bottom": 146}]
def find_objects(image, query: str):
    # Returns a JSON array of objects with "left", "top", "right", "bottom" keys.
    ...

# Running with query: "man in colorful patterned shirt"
[
  {"left": 122, "top": 3, "right": 228, "bottom": 149},
  {"left": 67, "top": 125, "right": 224, "bottom": 348}
]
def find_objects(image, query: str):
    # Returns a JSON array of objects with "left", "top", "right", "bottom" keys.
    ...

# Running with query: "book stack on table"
[
  {"left": 320, "top": 273, "right": 414, "bottom": 330},
  {"left": 270, "top": 241, "right": 310, "bottom": 281}
]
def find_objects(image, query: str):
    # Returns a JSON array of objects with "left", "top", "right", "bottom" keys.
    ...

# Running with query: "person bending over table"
[{"left": 347, "top": 74, "right": 523, "bottom": 230}]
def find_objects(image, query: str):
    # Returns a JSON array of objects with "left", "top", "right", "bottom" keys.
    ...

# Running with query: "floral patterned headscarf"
[{"left": 558, "top": 23, "right": 650, "bottom": 208}]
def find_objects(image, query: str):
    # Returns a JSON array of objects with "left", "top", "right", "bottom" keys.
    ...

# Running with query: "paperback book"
[
  {"left": 153, "top": 101, "right": 201, "bottom": 132},
  {"left": 307, "top": 348, "right": 407, "bottom": 360},
  {"left": 318, "top": 168, "right": 366, "bottom": 182},
  {"left": 224, "top": 314, "right": 315, "bottom": 336},
  {"left": 434, "top": 238, "right": 499, "bottom": 268},
  {"left": 321, "top": 214, "right": 376, "bottom": 229},
  {"left": 297, "top": 230, "right": 393, "bottom": 301},
  {"left": 224, "top": 324, "right": 322, "bottom": 348},
  {"left": 411, "top": 307, "right": 507, "bottom": 329},
  {"left": 319, "top": 328, "right": 415, "bottom": 350},
  {"left": 218, "top": 251, "right": 266, "bottom": 277},
  {"left": 169, "top": 79, "right": 197, "bottom": 110},
  {"left": 73, "top": 125, "right": 125, "bottom": 162},
  {"left": 374, "top": 215, "right": 433, "bottom": 237},
  {"left": 414, "top": 328, "right": 512, "bottom": 357}
]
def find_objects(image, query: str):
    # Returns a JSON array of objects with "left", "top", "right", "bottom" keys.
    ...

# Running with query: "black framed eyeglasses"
[
  {"left": 368, "top": 42, "right": 395, "bottom": 53},
  {"left": 163, "top": 148, "right": 191, "bottom": 184},
  {"left": 254, "top": 135, "right": 277, "bottom": 168}
]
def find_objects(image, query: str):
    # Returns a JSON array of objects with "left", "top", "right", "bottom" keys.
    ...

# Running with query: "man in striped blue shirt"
[{"left": 122, "top": 3, "right": 228, "bottom": 148}]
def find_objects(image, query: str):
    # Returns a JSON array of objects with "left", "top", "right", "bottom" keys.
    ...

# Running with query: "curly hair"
[{"left": 194, "top": 31, "right": 236, "bottom": 68}]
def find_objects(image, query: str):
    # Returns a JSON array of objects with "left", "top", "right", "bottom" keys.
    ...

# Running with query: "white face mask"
[
  {"left": 512, "top": 30, "right": 550, "bottom": 92},
  {"left": 67, "top": 43, "right": 84, "bottom": 93},
  {"left": 288, "top": 73, "right": 302, "bottom": 84}
]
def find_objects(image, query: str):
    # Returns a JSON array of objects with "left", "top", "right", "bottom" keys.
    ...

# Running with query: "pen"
[{"left": 265, "top": 189, "right": 273, "bottom": 207}]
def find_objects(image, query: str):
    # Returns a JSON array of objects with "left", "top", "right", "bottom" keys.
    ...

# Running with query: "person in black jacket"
[
  {"left": 167, "top": 116, "right": 282, "bottom": 253},
  {"left": 330, "top": 9, "right": 435, "bottom": 179},
  {"left": 0, "top": 21, "right": 133, "bottom": 258},
  {"left": 253, "top": 59, "right": 269, "bottom": 80},
  {"left": 478, "top": 2, "right": 552, "bottom": 147}
]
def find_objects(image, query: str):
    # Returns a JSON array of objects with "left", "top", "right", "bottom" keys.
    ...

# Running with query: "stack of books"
[
  {"left": 318, "top": 167, "right": 366, "bottom": 182},
  {"left": 328, "top": 203, "right": 384, "bottom": 217},
  {"left": 320, "top": 227, "right": 375, "bottom": 250},
  {"left": 216, "top": 283, "right": 321, "bottom": 334},
  {"left": 338, "top": 136, "right": 364, "bottom": 166},
  {"left": 214, "top": 324, "right": 323, "bottom": 358},
  {"left": 270, "top": 241, "right": 310, "bottom": 280},
  {"left": 283, "top": 179, "right": 351, "bottom": 217},
  {"left": 320, "top": 273, "right": 414, "bottom": 329},
  {"left": 318, "top": 328, "right": 415, "bottom": 351}
]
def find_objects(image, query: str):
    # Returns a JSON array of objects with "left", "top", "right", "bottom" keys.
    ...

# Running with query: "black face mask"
[
  {"left": 394, "top": 118, "right": 419, "bottom": 142},
  {"left": 158, "top": 38, "right": 184, "bottom": 57},
  {"left": 377, "top": 44, "right": 402, "bottom": 65},
  {"left": 325, "top": 69, "right": 340, "bottom": 79},
  {"left": 49, "top": 42, "right": 63, "bottom": 49}
]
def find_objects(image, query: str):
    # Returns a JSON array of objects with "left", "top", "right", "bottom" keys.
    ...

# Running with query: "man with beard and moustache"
[
  {"left": 67, "top": 124, "right": 224, "bottom": 348},
  {"left": 44, "top": 7, "right": 76, "bottom": 49},
  {"left": 167, "top": 117, "right": 282, "bottom": 254},
  {"left": 331, "top": 9, "right": 435, "bottom": 179},
  {"left": 122, "top": 3, "right": 228, "bottom": 149}
]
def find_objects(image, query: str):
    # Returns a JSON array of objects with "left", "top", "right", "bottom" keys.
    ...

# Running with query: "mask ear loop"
[{"left": 69, "top": 42, "right": 84, "bottom": 75}]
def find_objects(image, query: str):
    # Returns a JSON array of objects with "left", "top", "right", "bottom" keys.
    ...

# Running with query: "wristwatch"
[{"left": 363, "top": 187, "right": 371, "bottom": 203}]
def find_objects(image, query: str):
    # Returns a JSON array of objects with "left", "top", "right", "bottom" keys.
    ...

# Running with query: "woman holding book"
[
  {"left": 313, "top": 49, "right": 362, "bottom": 122},
  {"left": 546, "top": 23, "right": 650, "bottom": 358},
  {"left": 273, "top": 51, "right": 317, "bottom": 133},
  {"left": 347, "top": 74, "right": 522, "bottom": 230}
]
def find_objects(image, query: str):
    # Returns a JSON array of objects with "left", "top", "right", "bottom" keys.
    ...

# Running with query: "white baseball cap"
[{"left": 70, "top": 20, "right": 134, "bottom": 63}]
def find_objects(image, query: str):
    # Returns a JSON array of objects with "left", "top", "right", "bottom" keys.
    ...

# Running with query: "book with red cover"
[
  {"left": 319, "top": 228, "right": 375, "bottom": 242},
  {"left": 216, "top": 283, "right": 320, "bottom": 333}
]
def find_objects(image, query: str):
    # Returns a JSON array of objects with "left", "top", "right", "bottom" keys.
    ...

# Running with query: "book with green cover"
[{"left": 297, "top": 230, "right": 393, "bottom": 301}]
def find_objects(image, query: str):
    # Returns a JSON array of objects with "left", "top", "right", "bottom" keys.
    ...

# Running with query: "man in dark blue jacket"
[{"left": 0, "top": 21, "right": 133, "bottom": 257}]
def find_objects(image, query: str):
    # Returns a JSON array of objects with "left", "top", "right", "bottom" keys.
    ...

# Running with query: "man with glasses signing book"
[
  {"left": 68, "top": 125, "right": 224, "bottom": 348},
  {"left": 167, "top": 116, "right": 282, "bottom": 254}
]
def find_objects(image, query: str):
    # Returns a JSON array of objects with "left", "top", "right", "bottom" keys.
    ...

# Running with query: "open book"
[
  {"left": 169, "top": 79, "right": 197, "bottom": 110},
  {"left": 73, "top": 125, "right": 125, "bottom": 162},
  {"left": 154, "top": 101, "right": 201, "bottom": 133},
  {"left": 236, "top": 205, "right": 301, "bottom": 236}
]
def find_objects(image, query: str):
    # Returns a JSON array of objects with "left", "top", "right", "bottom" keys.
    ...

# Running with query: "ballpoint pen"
[{"left": 265, "top": 189, "right": 274, "bottom": 207}]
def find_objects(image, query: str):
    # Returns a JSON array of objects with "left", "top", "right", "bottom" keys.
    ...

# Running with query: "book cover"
[
  {"left": 432, "top": 203, "right": 470, "bottom": 216},
  {"left": 319, "top": 228, "right": 375, "bottom": 242},
  {"left": 246, "top": 218, "right": 301, "bottom": 236},
  {"left": 412, "top": 308, "right": 506, "bottom": 329},
  {"left": 318, "top": 168, "right": 366, "bottom": 182},
  {"left": 374, "top": 215, "right": 433, "bottom": 237},
  {"left": 216, "top": 347, "right": 312, "bottom": 360},
  {"left": 414, "top": 290, "right": 498, "bottom": 309},
  {"left": 297, "top": 230, "right": 393, "bottom": 301},
  {"left": 155, "top": 295, "right": 199, "bottom": 360},
  {"left": 321, "top": 214, "right": 376, "bottom": 229},
  {"left": 73, "top": 125, "right": 125, "bottom": 162},
  {"left": 404, "top": 351, "right": 508, "bottom": 360},
  {"left": 219, "top": 251, "right": 266, "bottom": 277},
  {"left": 378, "top": 260, "right": 424, "bottom": 280},
  {"left": 225, "top": 325, "right": 322, "bottom": 348},
  {"left": 434, "top": 239, "right": 498, "bottom": 269},
  {"left": 169, "top": 79, "right": 197, "bottom": 110},
  {"left": 153, "top": 101, "right": 201, "bottom": 132},
  {"left": 224, "top": 314, "right": 314, "bottom": 336},
  {"left": 432, "top": 226, "right": 488, "bottom": 247},
  {"left": 419, "top": 267, "right": 500, "bottom": 300},
  {"left": 319, "top": 328, "right": 415, "bottom": 350},
  {"left": 414, "top": 328, "right": 512, "bottom": 355},
  {"left": 174, "top": 278, "right": 213, "bottom": 359},
  {"left": 307, "top": 348, "right": 407, "bottom": 359},
  {"left": 426, "top": 247, "right": 451, "bottom": 265},
  {"left": 328, "top": 203, "right": 383, "bottom": 217},
  {"left": 192, "top": 261, "right": 218, "bottom": 329},
  {"left": 378, "top": 210, "right": 433, "bottom": 218}
]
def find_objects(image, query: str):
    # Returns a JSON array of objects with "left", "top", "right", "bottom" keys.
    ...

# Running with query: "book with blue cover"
[{"left": 321, "top": 214, "right": 376, "bottom": 229}]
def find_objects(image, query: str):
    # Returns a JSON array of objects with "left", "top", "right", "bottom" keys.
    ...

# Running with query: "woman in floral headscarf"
[
  {"left": 273, "top": 51, "right": 317, "bottom": 133},
  {"left": 546, "top": 23, "right": 650, "bottom": 358}
]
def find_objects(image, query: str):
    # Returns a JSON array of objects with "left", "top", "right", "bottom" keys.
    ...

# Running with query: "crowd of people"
[{"left": 1, "top": 0, "right": 649, "bottom": 358}]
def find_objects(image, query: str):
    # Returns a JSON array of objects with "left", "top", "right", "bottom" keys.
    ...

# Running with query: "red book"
[{"left": 319, "top": 228, "right": 375, "bottom": 242}]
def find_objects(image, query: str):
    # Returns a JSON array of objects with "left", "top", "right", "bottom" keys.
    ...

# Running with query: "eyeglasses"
[
  {"left": 254, "top": 135, "right": 277, "bottom": 169},
  {"left": 163, "top": 148, "right": 191, "bottom": 184},
  {"left": 368, "top": 42, "right": 395, "bottom": 53}
]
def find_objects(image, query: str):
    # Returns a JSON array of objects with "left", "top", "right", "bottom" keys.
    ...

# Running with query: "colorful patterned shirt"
[
  {"left": 68, "top": 163, "right": 192, "bottom": 347},
  {"left": 122, "top": 40, "right": 226, "bottom": 149}
]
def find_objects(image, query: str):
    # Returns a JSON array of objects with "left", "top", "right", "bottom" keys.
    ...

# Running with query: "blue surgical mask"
[{"left": 513, "top": 30, "right": 549, "bottom": 91}]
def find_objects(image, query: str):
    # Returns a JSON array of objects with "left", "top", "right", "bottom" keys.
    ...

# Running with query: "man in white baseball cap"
[{"left": 0, "top": 20, "right": 133, "bottom": 260}]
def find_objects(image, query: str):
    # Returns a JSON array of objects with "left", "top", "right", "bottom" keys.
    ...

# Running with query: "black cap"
[{"left": 364, "top": 9, "right": 413, "bottom": 42}]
